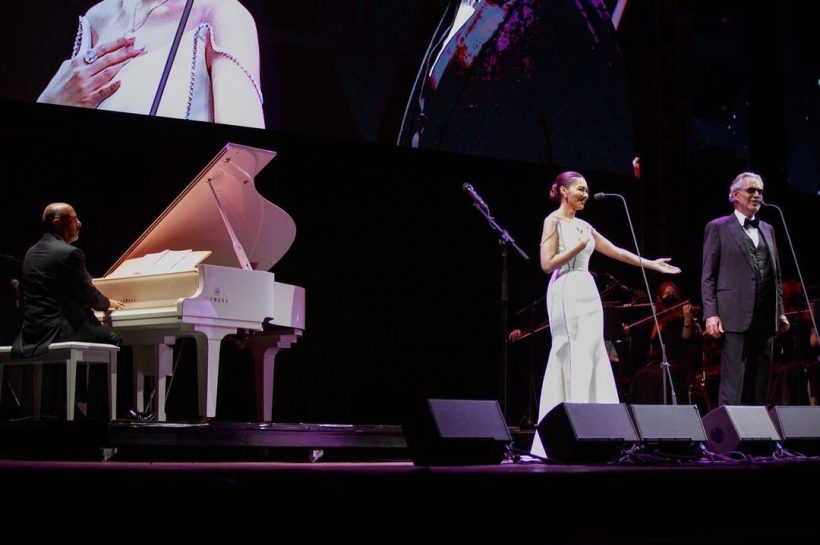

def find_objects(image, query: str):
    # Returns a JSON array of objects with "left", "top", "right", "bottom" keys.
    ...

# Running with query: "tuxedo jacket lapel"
[
  {"left": 759, "top": 223, "right": 779, "bottom": 277},
  {"left": 727, "top": 215, "right": 758, "bottom": 272}
]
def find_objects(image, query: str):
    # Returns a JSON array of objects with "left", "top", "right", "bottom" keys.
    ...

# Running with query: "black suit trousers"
[{"left": 719, "top": 329, "right": 774, "bottom": 406}]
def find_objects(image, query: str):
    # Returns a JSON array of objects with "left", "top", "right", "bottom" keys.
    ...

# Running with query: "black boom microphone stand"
[
  {"left": 594, "top": 192, "right": 677, "bottom": 405},
  {"left": 462, "top": 183, "right": 529, "bottom": 420},
  {"left": 762, "top": 201, "right": 819, "bottom": 345}
]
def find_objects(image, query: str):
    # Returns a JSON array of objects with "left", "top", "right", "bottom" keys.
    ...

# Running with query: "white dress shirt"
[{"left": 735, "top": 209, "right": 759, "bottom": 247}]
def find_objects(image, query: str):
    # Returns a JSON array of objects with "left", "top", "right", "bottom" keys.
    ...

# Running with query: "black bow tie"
[{"left": 744, "top": 217, "right": 759, "bottom": 229}]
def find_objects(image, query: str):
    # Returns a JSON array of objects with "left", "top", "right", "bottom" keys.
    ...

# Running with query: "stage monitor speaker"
[
  {"left": 768, "top": 405, "right": 820, "bottom": 455},
  {"left": 537, "top": 403, "right": 638, "bottom": 463},
  {"left": 402, "top": 399, "right": 511, "bottom": 466},
  {"left": 702, "top": 405, "right": 781, "bottom": 454},
  {"left": 628, "top": 404, "right": 707, "bottom": 451}
]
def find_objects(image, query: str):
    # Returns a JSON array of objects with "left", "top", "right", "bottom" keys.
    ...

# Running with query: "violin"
[
  {"left": 508, "top": 320, "right": 550, "bottom": 343},
  {"left": 784, "top": 308, "right": 815, "bottom": 324},
  {"left": 658, "top": 301, "right": 701, "bottom": 325},
  {"left": 622, "top": 299, "right": 701, "bottom": 335}
]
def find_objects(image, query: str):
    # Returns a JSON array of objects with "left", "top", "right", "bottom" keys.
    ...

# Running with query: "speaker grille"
[
  {"left": 537, "top": 403, "right": 637, "bottom": 463},
  {"left": 429, "top": 399, "right": 511, "bottom": 441},
  {"left": 702, "top": 405, "right": 780, "bottom": 454},
  {"left": 629, "top": 404, "right": 707, "bottom": 443},
  {"left": 726, "top": 406, "right": 780, "bottom": 440},
  {"left": 768, "top": 406, "right": 820, "bottom": 454},
  {"left": 403, "top": 399, "right": 511, "bottom": 466},
  {"left": 769, "top": 406, "right": 820, "bottom": 439}
]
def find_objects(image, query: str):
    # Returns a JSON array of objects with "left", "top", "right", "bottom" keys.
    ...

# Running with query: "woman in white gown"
[
  {"left": 37, "top": 0, "right": 264, "bottom": 129},
  {"left": 530, "top": 171, "right": 680, "bottom": 458}
]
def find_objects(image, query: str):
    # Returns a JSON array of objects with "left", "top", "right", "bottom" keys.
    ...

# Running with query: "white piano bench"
[{"left": 0, "top": 342, "right": 119, "bottom": 421}]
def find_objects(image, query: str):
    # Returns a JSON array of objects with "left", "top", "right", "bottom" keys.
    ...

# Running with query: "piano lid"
[{"left": 106, "top": 143, "right": 295, "bottom": 276}]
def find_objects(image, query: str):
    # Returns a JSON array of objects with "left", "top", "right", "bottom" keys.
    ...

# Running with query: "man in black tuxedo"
[
  {"left": 398, "top": 0, "right": 633, "bottom": 174},
  {"left": 701, "top": 173, "right": 789, "bottom": 406},
  {"left": 12, "top": 202, "right": 123, "bottom": 358}
]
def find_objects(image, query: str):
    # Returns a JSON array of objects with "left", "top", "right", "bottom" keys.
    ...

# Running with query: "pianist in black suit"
[
  {"left": 398, "top": 0, "right": 634, "bottom": 174},
  {"left": 12, "top": 203, "right": 123, "bottom": 359}
]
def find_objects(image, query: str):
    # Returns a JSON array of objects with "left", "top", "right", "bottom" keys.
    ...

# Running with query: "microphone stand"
[
  {"left": 463, "top": 184, "right": 529, "bottom": 421},
  {"left": 763, "top": 202, "right": 819, "bottom": 345},
  {"left": 595, "top": 193, "right": 676, "bottom": 404}
]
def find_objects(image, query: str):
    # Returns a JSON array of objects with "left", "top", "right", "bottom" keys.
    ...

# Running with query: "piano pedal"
[
  {"left": 127, "top": 409, "right": 155, "bottom": 421},
  {"left": 309, "top": 449, "right": 324, "bottom": 463}
]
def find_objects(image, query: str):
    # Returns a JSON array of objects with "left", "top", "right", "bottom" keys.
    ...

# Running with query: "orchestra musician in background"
[
  {"left": 0, "top": 255, "right": 22, "bottom": 346},
  {"left": 628, "top": 280, "right": 704, "bottom": 405},
  {"left": 531, "top": 171, "right": 680, "bottom": 457},
  {"left": 37, "top": 0, "right": 264, "bottom": 128},
  {"left": 769, "top": 280, "right": 818, "bottom": 405},
  {"left": 701, "top": 172, "right": 789, "bottom": 407}
]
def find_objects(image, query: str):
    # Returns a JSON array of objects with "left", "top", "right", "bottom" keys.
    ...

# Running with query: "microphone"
[
  {"left": 593, "top": 192, "right": 613, "bottom": 200},
  {"left": 762, "top": 200, "right": 819, "bottom": 342},
  {"left": 462, "top": 183, "right": 489, "bottom": 210}
]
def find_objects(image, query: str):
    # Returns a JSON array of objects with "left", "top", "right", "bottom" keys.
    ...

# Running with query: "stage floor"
[{"left": 1, "top": 420, "right": 819, "bottom": 543}]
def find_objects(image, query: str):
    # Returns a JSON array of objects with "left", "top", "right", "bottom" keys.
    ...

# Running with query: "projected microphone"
[
  {"left": 762, "top": 201, "right": 818, "bottom": 341},
  {"left": 596, "top": 191, "right": 676, "bottom": 404},
  {"left": 462, "top": 183, "right": 489, "bottom": 210}
]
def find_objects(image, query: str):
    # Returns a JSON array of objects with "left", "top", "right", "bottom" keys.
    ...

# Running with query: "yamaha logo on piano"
[{"left": 209, "top": 287, "right": 229, "bottom": 304}]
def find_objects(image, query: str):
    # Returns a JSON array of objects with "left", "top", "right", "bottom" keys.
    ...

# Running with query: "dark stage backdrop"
[
  {"left": 2, "top": 100, "right": 817, "bottom": 426},
  {"left": 1, "top": 1, "right": 818, "bottom": 425},
  {"left": 0, "top": 102, "right": 646, "bottom": 425}
]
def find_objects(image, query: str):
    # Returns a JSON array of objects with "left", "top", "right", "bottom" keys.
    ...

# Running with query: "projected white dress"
[
  {"left": 530, "top": 217, "right": 619, "bottom": 458},
  {"left": 74, "top": 17, "right": 262, "bottom": 123}
]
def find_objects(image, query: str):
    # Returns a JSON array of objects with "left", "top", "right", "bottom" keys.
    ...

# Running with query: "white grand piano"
[{"left": 93, "top": 143, "right": 305, "bottom": 421}]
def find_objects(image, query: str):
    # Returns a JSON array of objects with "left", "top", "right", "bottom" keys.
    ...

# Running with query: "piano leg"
[
  {"left": 131, "top": 341, "right": 173, "bottom": 421},
  {"left": 191, "top": 326, "right": 235, "bottom": 419},
  {"left": 246, "top": 330, "right": 302, "bottom": 422}
]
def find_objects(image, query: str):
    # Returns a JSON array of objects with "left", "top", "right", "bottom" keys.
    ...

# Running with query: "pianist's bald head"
[
  {"left": 42, "top": 202, "right": 81, "bottom": 243},
  {"left": 42, "top": 203, "right": 70, "bottom": 232}
]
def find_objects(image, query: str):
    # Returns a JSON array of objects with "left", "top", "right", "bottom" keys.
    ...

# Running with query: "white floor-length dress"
[{"left": 531, "top": 217, "right": 619, "bottom": 457}]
